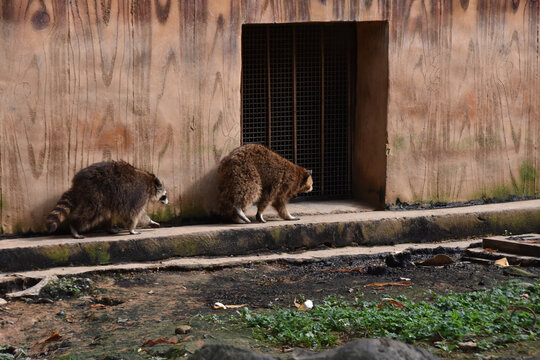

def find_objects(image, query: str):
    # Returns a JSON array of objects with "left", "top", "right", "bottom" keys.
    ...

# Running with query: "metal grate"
[{"left": 242, "top": 23, "right": 354, "bottom": 199}]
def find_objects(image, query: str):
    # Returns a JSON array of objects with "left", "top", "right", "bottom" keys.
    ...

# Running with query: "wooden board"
[{"left": 483, "top": 234, "right": 540, "bottom": 258}]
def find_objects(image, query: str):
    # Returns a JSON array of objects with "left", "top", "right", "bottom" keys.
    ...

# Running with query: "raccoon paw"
[
  {"left": 129, "top": 230, "right": 141, "bottom": 235},
  {"left": 256, "top": 213, "right": 266, "bottom": 223},
  {"left": 149, "top": 220, "right": 160, "bottom": 228},
  {"left": 232, "top": 217, "right": 250, "bottom": 224},
  {"left": 284, "top": 215, "right": 299, "bottom": 221},
  {"left": 73, "top": 234, "right": 85, "bottom": 239}
]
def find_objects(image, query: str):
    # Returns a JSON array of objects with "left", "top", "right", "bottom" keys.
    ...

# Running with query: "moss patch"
[
  {"left": 85, "top": 243, "right": 110, "bottom": 265},
  {"left": 42, "top": 246, "right": 70, "bottom": 264},
  {"left": 150, "top": 205, "right": 178, "bottom": 223},
  {"left": 520, "top": 161, "right": 538, "bottom": 196}
]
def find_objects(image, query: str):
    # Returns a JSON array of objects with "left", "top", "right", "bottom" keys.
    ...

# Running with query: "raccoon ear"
[
  {"left": 154, "top": 177, "right": 162, "bottom": 188},
  {"left": 308, "top": 169, "right": 313, "bottom": 176}
]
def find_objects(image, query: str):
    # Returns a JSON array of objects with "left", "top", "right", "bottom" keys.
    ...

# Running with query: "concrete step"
[
  {"left": 1, "top": 200, "right": 540, "bottom": 273},
  {"left": 1, "top": 239, "right": 478, "bottom": 280}
]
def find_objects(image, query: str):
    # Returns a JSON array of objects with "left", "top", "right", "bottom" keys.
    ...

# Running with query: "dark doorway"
[
  {"left": 241, "top": 22, "right": 388, "bottom": 208},
  {"left": 241, "top": 23, "right": 355, "bottom": 199}
]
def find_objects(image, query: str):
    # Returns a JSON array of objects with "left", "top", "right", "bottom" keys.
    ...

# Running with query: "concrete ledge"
[{"left": 1, "top": 200, "right": 540, "bottom": 272}]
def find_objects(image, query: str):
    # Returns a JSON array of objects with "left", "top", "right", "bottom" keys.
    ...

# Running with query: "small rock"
[
  {"left": 175, "top": 325, "right": 192, "bottom": 334},
  {"left": 385, "top": 252, "right": 412, "bottom": 268},
  {"left": 0, "top": 298, "right": 7, "bottom": 306},
  {"left": 95, "top": 295, "right": 124, "bottom": 306},
  {"left": 188, "top": 339, "right": 438, "bottom": 360}
]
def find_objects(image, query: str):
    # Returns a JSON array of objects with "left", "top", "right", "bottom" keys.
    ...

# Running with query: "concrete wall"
[{"left": 0, "top": 1, "right": 538, "bottom": 233}]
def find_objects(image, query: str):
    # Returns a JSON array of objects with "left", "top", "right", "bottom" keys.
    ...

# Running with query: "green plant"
[{"left": 226, "top": 281, "right": 539, "bottom": 351}]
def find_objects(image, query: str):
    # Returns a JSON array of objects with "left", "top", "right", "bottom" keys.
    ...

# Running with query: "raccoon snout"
[{"left": 159, "top": 195, "right": 168, "bottom": 204}]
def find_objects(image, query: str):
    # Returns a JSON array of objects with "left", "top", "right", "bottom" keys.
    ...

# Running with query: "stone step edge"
[{"left": 1, "top": 204, "right": 540, "bottom": 272}]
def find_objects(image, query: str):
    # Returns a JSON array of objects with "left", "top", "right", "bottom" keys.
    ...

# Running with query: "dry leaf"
[
  {"left": 364, "top": 280, "right": 411, "bottom": 288},
  {"left": 416, "top": 254, "right": 454, "bottom": 266},
  {"left": 143, "top": 336, "right": 191, "bottom": 347},
  {"left": 31, "top": 331, "right": 63, "bottom": 354},
  {"left": 143, "top": 337, "right": 178, "bottom": 347},
  {"left": 494, "top": 257, "right": 509, "bottom": 267},
  {"left": 377, "top": 298, "right": 405, "bottom": 309},
  {"left": 484, "top": 248, "right": 499, "bottom": 252},
  {"left": 297, "top": 300, "right": 313, "bottom": 312},
  {"left": 327, "top": 268, "right": 365, "bottom": 273},
  {"left": 89, "top": 304, "right": 107, "bottom": 310},
  {"left": 44, "top": 332, "right": 62, "bottom": 342}
]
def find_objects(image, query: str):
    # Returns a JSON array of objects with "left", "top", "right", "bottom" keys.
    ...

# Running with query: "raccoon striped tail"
[{"left": 46, "top": 190, "right": 74, "bottom": 233}]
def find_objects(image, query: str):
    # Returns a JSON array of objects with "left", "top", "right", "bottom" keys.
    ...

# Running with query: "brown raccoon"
[
  {"left": 45, "top": 160, "right": 168, "bottom": 238},
  {"left": 217, "top": 144, "right": 313, "bottom": 223}
]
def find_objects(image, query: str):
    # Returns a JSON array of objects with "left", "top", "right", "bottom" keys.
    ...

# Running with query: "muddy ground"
[{"left": 0, "top": 246, "right": 539, "bottom": 359}]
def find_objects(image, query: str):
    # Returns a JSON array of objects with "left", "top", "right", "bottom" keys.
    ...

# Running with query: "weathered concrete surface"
[
  {"left": 1, "top": 200, "right": 540, "bottom": 273},
  {"left": 0, "top": 239, "right": 477, "bottom": 280}
]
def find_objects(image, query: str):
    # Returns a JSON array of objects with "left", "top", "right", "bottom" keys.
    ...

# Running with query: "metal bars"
[{"left": 242, "top": 23, "right": 354, "bottom": 199}]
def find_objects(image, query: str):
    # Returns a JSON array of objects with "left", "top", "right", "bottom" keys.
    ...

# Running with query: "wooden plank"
[
  {"left": 465, "top": 248, "right": 540, "bottom": 267},
  {"left": 482, "top": 237, "right": 540, "bottom": 258}
]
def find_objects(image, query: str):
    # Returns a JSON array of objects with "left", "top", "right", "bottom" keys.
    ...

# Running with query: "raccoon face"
[
  {"left": 300, "top": 170, "right": 313, "bottom": 193},
  {"left": 153, "top": 177, "right": 169, "bottom": 204}
]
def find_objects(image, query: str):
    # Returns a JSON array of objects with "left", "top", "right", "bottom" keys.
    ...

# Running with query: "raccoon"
[
  {"left": 217, "top": 144, "right": 313, "bottom": 224},
  {"left": 46, "top": 160, "right": 168, "bottom": 238}
]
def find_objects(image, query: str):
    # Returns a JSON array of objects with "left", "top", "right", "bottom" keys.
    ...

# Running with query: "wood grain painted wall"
[
  {"left": 387, "top": 1, "right": 540, "bottom": 204},
  {"left": 0, "top": 1, "right": 538, "bottom": 233}
]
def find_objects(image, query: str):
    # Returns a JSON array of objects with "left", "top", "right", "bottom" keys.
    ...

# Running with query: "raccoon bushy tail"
[{"left": 45, "top": 190, "right": 74, "bottom": 233}]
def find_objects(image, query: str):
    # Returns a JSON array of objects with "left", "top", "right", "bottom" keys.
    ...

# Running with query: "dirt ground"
[{"left": 0, "top": 247, "right": 539, "bottom": 359}]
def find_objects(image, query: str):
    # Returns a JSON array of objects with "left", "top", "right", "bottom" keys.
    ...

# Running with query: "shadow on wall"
[{"left": 149, "top": 167, "right": 222, "bottom": 226}]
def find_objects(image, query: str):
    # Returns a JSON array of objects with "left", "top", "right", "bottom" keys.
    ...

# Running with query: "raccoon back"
[
  {"left": 70, "top": 160, "right": 157, "bottom": 217},
  {"left": 217, "top": 144, "right": 308, "bottom": 211}
]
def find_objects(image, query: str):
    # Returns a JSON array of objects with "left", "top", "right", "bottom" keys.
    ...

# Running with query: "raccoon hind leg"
[
  {"left": 102, "top": 217, "right": 119, "bottom": 234},
  {"left": 124, "top": 208, "right": 146, "bottom": 235},
  {"left": 138, "top": 210, "right": 160, "bottom": 228},
  {"left": 69, "top": 224, "right": 84, "bottom": 239},
  {"left": 256, "top": 189, "right": 274, "bottom": 223},
  {"left": 234, "top": 207, "right": 251, "bottom": 224},
  {"left": 68, "top": 208, "right": 90, "bottom": 239}
]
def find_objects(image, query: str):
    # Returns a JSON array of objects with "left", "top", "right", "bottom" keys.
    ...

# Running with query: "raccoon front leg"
[{"left": 272, "top": 197, "right": 299, "bottom": 221}]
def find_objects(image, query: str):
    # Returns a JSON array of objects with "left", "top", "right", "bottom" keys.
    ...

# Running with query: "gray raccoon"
[
  {"left": 217, "top": 144, "right": 313, "bottom": 224},
  {"left": 45, "top": 160, "right": 168, "bottom": 238}
]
